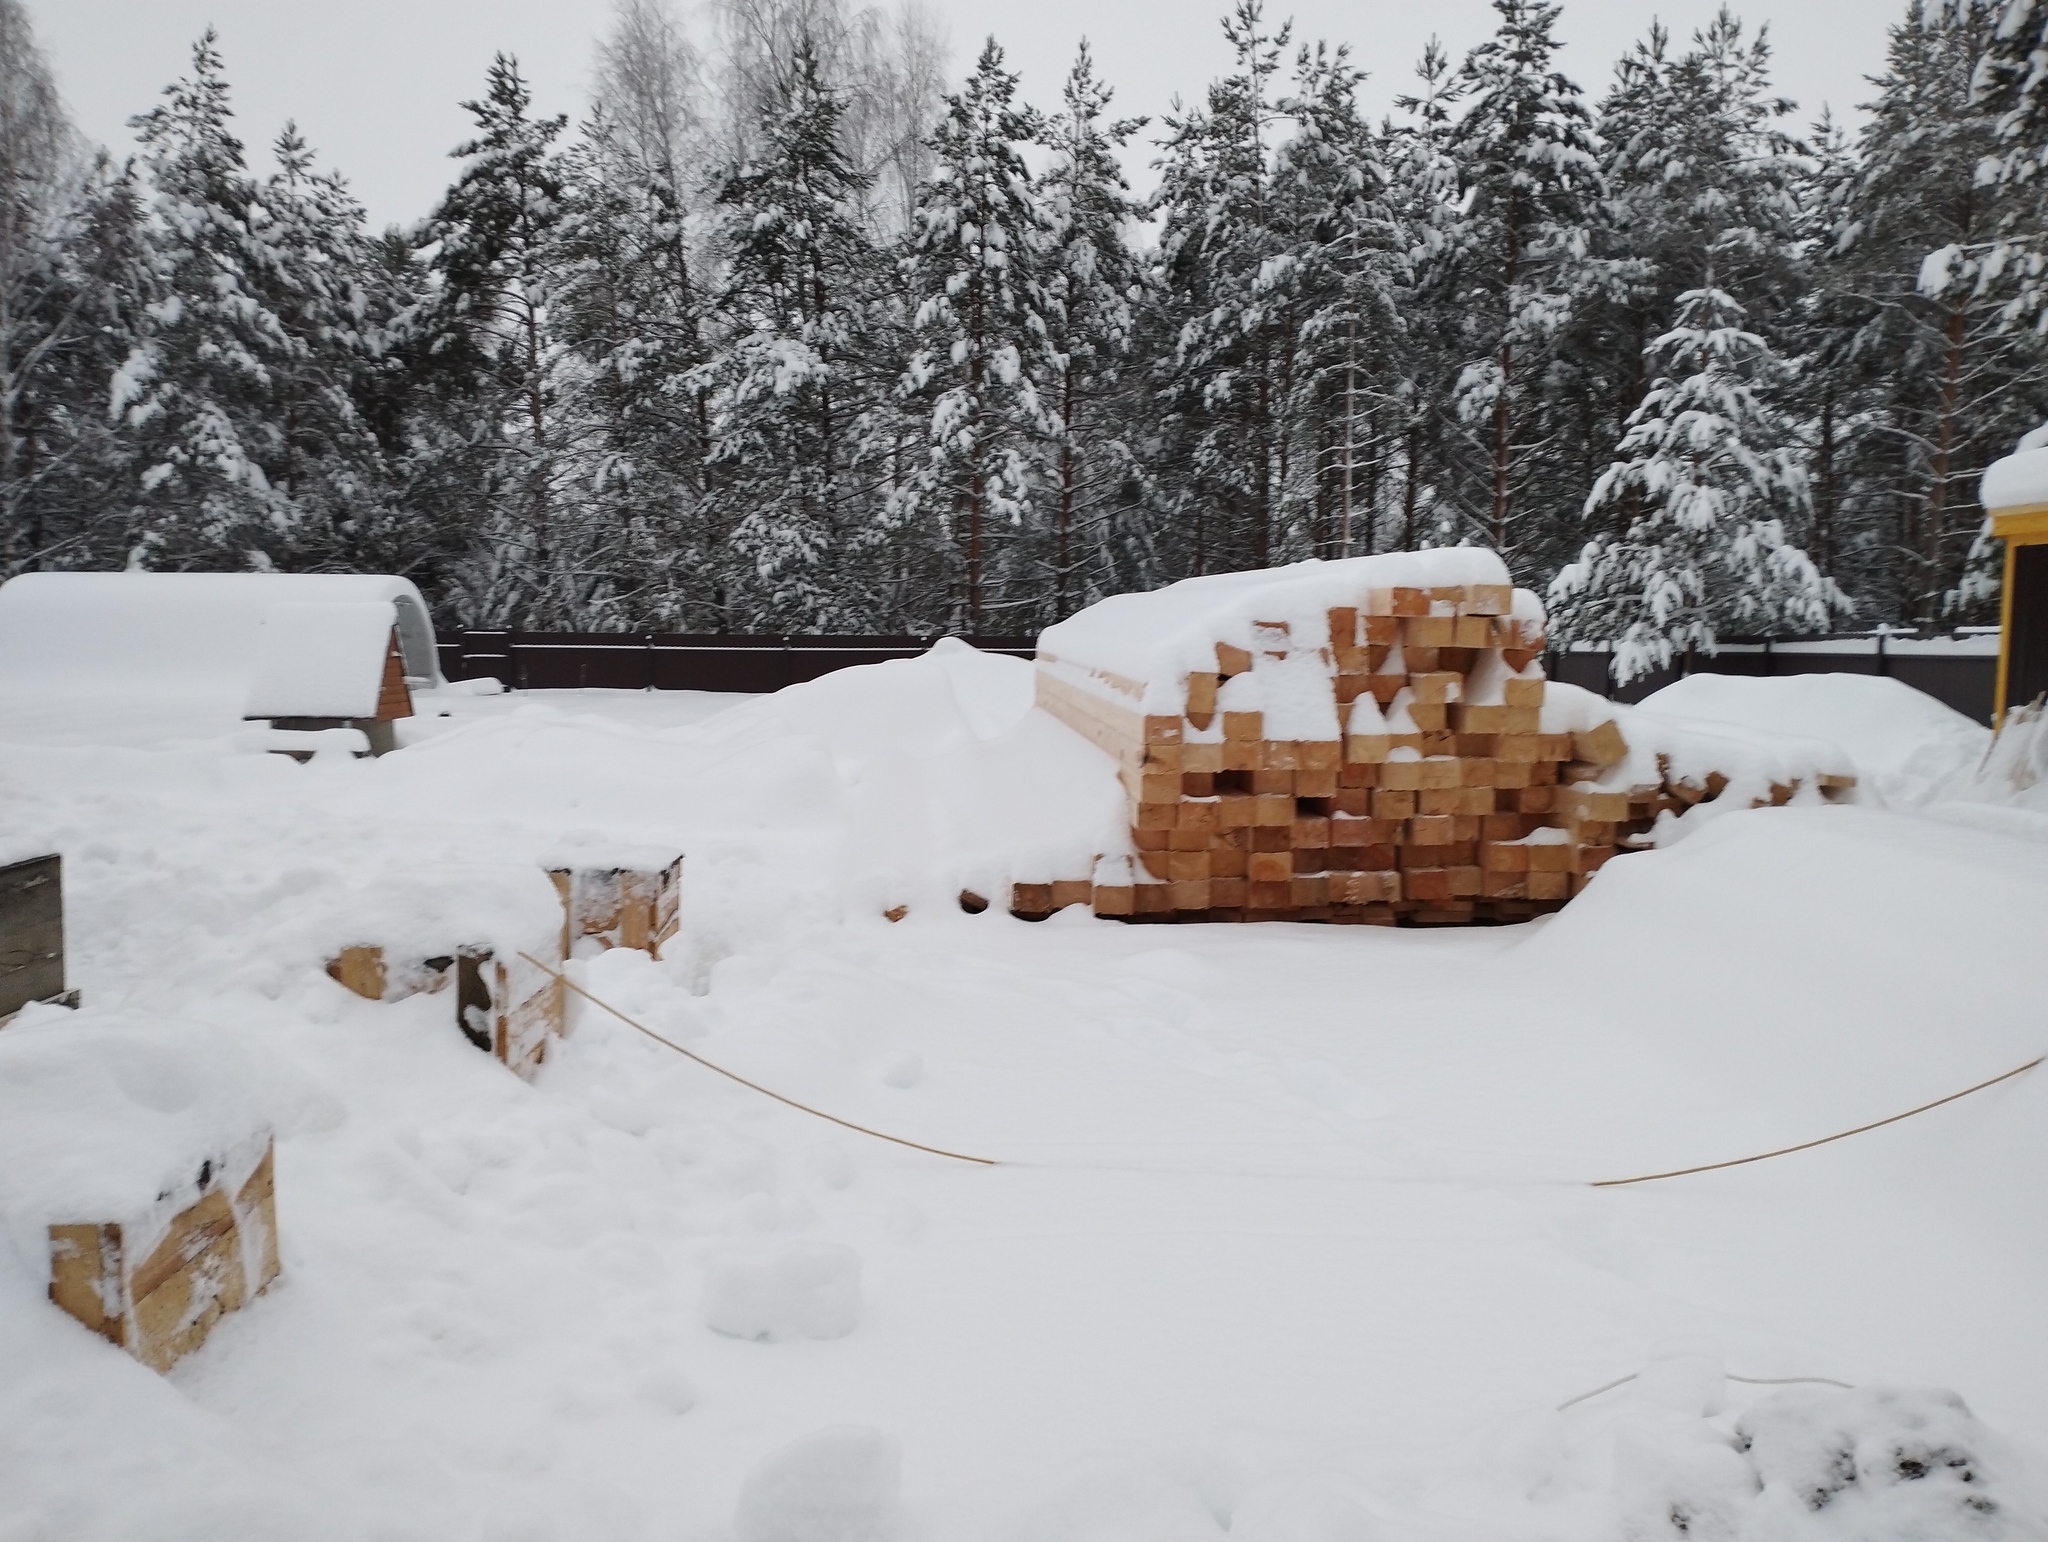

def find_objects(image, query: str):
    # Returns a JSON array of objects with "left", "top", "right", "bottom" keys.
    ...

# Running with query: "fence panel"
[
  {"left": 436, "top": 632, "right": 1036, "bottom": 694},
  {"left": 434, "top": 628, "right": 1999, "bottom": 722},
  {"left": 1551, "top": 636, "right": 1999, "bottom": 723}
]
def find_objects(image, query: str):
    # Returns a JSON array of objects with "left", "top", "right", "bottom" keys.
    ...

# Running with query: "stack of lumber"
[{"left": 1023, "top": 552, "right": 1651, "bottom": 925}]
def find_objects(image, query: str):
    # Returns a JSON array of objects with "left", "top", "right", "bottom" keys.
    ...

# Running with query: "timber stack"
[{"left": 1022, "top": 551, "right": 1656, "bottom": 926}]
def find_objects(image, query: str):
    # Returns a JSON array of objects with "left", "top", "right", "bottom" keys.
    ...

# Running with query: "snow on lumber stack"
[
  {"left": 1026, "top": 552, "right": 1855, "bottom": 924},
  {"left": 0, "top": 1010, "right": 280, "bottom": 1373}
]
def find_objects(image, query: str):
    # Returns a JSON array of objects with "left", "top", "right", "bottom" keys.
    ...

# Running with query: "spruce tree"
[
  {"left": 1550, "top": 282, "right": 1843, "bottom": 678},
  {"left": 1437, "top": 0, "right": 1603, "bottom": 570},
  {"left": 422, "top": 53, "right": 571, "bottom": 624},
  {"left": 1151, "top": 2, "right": 1296, "bottom": 576},
  {"left": 1037, "top": 40, "right": 1148, "bottom": 614},
  {"left": 116, "top": 30, "right": 293, "bottom": 567},
  {"left": 1832, "top": 0, "right": 2048, "bottom": 623},
  {"left": 898, "top": 37, "right": 1048, "bottom": 631},
  {"left": 705, "top": 38, "right": 881, "bottom": 629}
]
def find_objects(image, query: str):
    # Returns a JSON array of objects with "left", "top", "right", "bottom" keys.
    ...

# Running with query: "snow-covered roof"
[
  {"left": 244, "top": 601, "right": 401, "bottom": 720},
  {"left": 0, "top": 573, "right": 442, "bottom": 743},
  {"left": 1980, "top": 446, "right": 2048, "bottom": 511}
]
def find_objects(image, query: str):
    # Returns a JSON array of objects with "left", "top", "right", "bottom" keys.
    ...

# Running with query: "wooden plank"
[
  {"left": 373, "top": 631, "right": 415, "bottom": 721},
  {"left": 0, "top": 854, "right": 65, "bottom": 1021}
]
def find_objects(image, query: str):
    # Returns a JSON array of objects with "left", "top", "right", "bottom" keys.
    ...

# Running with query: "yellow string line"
[
  {"left": 1591, "top": 1055, "right": 2043, "bottom": 1188},
  {"left": 517, "top": 953, "right": 999, "bottom": 1167}
]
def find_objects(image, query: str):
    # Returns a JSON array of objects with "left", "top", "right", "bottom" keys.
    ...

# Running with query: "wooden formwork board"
[
  {"left": 48, "top": 1135, "right": 281, "bottom": 1373},
  {"left": 1, "top": 853, "right": 67, "bottom": 1024},
  {"left": 547, "top": 857, "right": 683, "bottom": 960},
  {"left": 326, "top": 943, "right": 563, "bottom": 1079}
]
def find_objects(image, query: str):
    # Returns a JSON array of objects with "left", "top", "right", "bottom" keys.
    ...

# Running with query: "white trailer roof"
[{"left": 0, "top": 573, "right": 443, "bottom": 747}]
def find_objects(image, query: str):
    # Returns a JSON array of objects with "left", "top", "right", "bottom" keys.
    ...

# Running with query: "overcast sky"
[{"left": 32, "top": 0, "right": 1899, "bottom": 232}]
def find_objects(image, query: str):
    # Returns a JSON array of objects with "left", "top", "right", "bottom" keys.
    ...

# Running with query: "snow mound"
[
  {"left": 1607, "top": 1384, "right": 2045, "bottom": 1542},
  {"left": 1636, "top": 673, "right": 1989, "bottom": 805},
  {"left": 734, "top": 1425, "right": 903, "bottom": 1542},
  {"left": 0, "top": 1008, "right": 269, "bottom": 1267},
  {"left": 705, "top": 1242, "right": 864, "bottom": 1341}
]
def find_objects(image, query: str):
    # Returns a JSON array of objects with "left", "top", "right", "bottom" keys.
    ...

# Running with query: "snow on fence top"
[
  {"left": 1980, "top": 446, "right": 2048, "bottom": 511},
  {"left": 1038, "top": 550, "right": 1523, "bottom": 714},
  {"left": 243, "top": 601, "right": 402, "bottom": 721},
  {"left": 0, "top": 573, "right": 442, "bottom": 743}
]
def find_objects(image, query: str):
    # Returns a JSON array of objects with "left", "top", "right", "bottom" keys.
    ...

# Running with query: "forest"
[{"left": 6, "top": 0, "right": 2048, "bottom": 676}]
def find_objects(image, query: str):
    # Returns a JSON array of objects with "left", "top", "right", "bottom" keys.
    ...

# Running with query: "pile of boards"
[{"left": 1021, "top": 550, "right": 1772, "bottom": 926}]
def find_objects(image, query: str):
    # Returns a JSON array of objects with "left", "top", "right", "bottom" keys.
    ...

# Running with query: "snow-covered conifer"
[
  {"left": 1439, "top": 0, "right": 1603, "bottom": 568},
  {"left": 1550, "top": 282, "right": 1844, "bottom": 678},
  {"left": 897, "top": 37, "right": 1049, "bottom": 631},
  {"left": 1036, "top": 41, "right": 1148, "bottom": 615}
]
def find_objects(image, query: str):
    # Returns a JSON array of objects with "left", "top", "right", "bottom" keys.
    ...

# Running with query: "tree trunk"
[{"left": 1927, "top": 302, "right": 1966, "bottom": 621}]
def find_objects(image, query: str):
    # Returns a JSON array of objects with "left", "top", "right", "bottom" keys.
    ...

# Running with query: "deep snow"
[{"left": 2, "top": 649, "right": 2046, "bottom": 1541}]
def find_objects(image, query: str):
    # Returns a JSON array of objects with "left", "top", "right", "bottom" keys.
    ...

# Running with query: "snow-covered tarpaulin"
[{"left": 0, "top": 573, "right": 442, "bottom": 747}]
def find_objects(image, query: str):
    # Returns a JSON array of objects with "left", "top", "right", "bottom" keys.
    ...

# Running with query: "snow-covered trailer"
[
  {"left": 1981, "top": 448, "right": 2048, "bottom": 722},
  {"left": 0, "top": 572, "right": 442, "bottom": 748}
]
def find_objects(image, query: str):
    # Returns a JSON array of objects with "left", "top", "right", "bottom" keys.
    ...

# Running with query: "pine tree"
[
  {"left": 1037, "top": 40, "right": 1148, "bottom": 614},
  {"left": 705, "top": 38, "right": 880, "bottom": 628},
  {"left": 1384, "top": 38, "right": 1469, "bottom": 556},
  {"left": 0, "top": 0, "right": 141, "bottom": 577},
  {"left": 1150, "top": 2, "right": 1302, "bottom": 575},
  {"left": 1830, "top": 0, "right": 2048, "bottom": 623},
  {"left": 1550, "top": 282, "right": 1843, "bottom": 679},
  {"left": 1436, "top": 0, "right": 1603, "bottom": 570},
  {"left": 1275, "top": 40, "right": 1406, "bottom": 560},
  {"left": 422, "top": 53, "right": 572, "bottom": 624},
  {"left": 897, "top": 37, "right": 1048, "bottom": 631}
]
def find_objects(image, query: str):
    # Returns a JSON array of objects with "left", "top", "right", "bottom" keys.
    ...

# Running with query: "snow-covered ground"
[{"left": 3, "top": 649, "right": 2047, "bottom": 1541}]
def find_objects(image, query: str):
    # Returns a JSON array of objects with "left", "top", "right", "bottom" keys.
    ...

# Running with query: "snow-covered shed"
[
  {"left": 0, "top": 573, "right": 442, "bottom": 748},
  {"left": 1982, "top": 448, "right": 2048, "bottom": 722}
]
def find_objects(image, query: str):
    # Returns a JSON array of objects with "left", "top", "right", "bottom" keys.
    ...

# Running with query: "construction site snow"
[{"left": 2, "top": 645, "right": 2046, "bottom": 1541}]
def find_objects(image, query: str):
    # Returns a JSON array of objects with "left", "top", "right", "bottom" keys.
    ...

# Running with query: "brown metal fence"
[
  {"left": 438, "top": 628, "right": 2001, "bottom": 723},
  {"left": 435, "top": 632, "right": 1038, "bottom": 694},
  {"left": 1546, "top": 633, "right": 2001, "bottom": 724}
]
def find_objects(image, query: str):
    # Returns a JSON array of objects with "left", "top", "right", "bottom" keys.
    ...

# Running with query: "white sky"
[{"left": 33, "top": 0, "right": 1899, "bottom": 232}]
